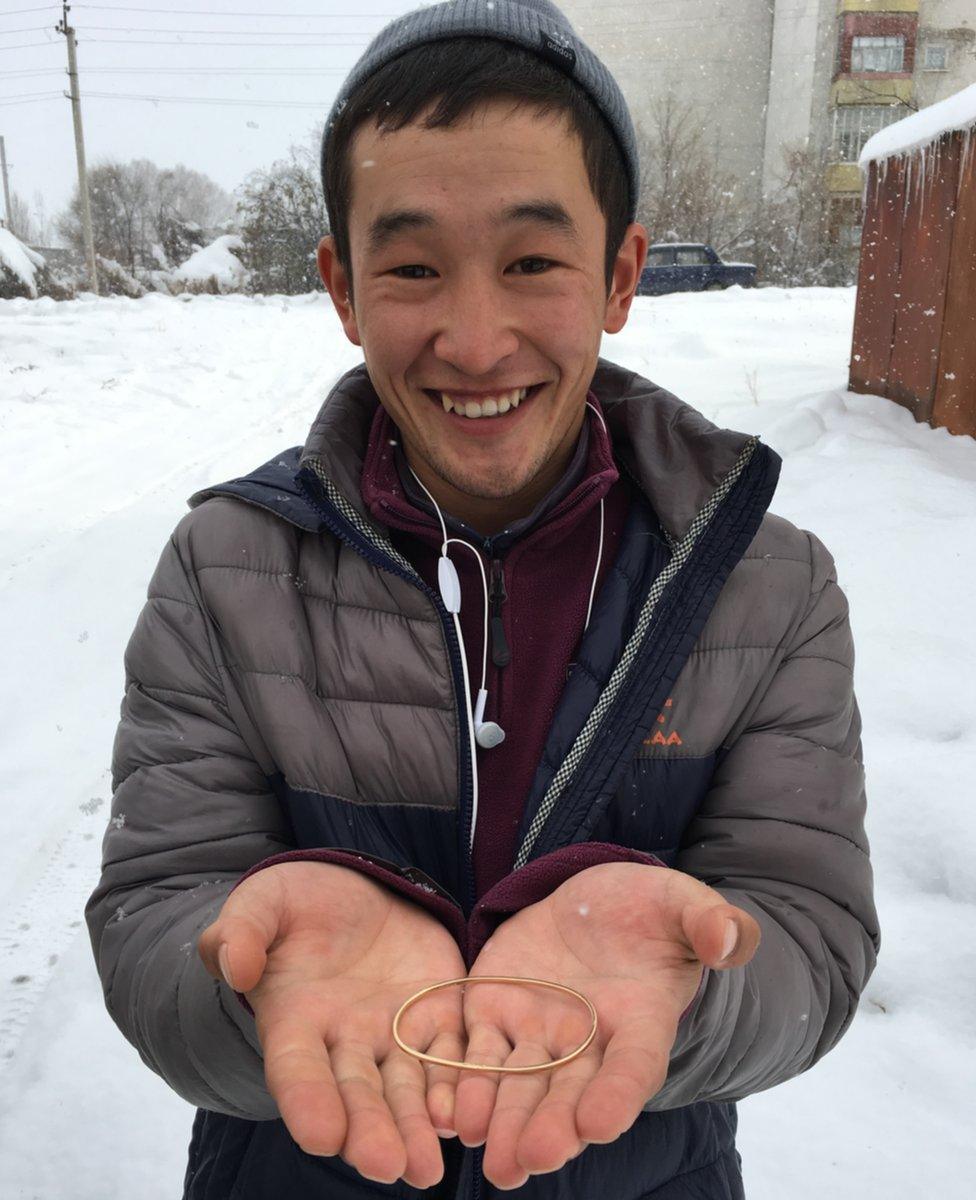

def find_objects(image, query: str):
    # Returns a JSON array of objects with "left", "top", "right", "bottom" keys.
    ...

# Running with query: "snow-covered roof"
[
  {"left": 0, "top": 227, "right": 45, "bottom": 296},
  {"left": 860, "top": 82, "right": 976, "bottom": 165}
]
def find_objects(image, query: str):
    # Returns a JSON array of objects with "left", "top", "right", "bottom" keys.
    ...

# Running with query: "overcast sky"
[{"left": 0, "top": 0, "right": 423, "bottom": 235}]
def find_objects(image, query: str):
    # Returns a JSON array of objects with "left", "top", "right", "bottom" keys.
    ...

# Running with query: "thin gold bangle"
[{"left": 392, "top": 976, "right": 598, "bottom": 1074}]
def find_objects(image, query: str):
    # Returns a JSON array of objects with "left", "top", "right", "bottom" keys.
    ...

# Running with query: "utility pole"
[
  {"left": 0, "top": 137, "right": 12, "bottom": 235},
  {"left": 56, "top": 2, "right": 98, "bottom": 294}
]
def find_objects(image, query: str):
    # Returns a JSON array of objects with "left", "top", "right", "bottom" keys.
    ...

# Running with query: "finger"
[
  {"left": 379, "top": 1052, "right": 445, "bottom": 1190},
  {"left": 453, "top": 1023, "right": 512, "bottom": 1148},
  {"left": 331, "top": 1038, "right": 407, "bottom": 1185},
  {"left": 515, "top": 1051, "right": 599, "bottom": 1176},
  {"left": 198, "top": 884, "right": 282, "bottom": 993},
  {"left": 423, "top": 1029, "right": 466, "bottom": 1135},
  {"left": 684, "top": 903, "right": 762, "bottom": 971},
  {"left": 481, "top": 1042, "right": 553, "bottom": 1191},
  {"left": 575, "top": 1021, "right": 670, "bottom": 1145},
  {"left": 261, "top": 1017, "right": 346, "bottom": 1157}
]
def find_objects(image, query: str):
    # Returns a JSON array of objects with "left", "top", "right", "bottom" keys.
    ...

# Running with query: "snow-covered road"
[{"left": 1, "top": 287, "right": 974, "bottom": 1198}]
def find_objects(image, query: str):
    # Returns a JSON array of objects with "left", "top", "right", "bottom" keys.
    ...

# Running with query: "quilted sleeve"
[
  {"left": 647, "top": 531, "right": 880, "bottom": 1109},
  {"left": 85, "top": 514, "right": 293, "bottom": 1119}
]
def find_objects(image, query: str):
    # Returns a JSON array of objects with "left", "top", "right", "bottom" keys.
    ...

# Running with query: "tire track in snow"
[{"left": 0, "top": 793, "right": 109, "bottom": 1064}]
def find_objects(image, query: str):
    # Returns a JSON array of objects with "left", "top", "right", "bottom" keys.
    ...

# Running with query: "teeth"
[{"left": 437, "top": 385, "right": 532, "bottom": 419}]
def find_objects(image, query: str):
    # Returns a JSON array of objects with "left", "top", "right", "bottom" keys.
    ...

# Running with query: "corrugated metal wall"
[{"left": 849, "top": 130, "right": 976, "bottom": 437}]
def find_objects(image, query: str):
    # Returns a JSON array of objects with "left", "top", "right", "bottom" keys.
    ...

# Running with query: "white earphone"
[{"left": 408, "top": 400, "right": 608, "bottom": 849}]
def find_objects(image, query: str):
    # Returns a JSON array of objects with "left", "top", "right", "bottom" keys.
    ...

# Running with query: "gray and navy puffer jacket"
[{"left": 86, "top": 359, "right": 880, "bottom": 1200}]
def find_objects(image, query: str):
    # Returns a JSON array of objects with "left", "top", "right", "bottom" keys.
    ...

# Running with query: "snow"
[
  {"left": 1, "top": 287, "right": 974, "bottom": 1198},
  {"left": 0, "top": 227, "right": 45, "bottom": 296},
  {"left": 860, "top": 81, "right": 976, "bottom": 164},
  {"left": 171, "top": 233, "right": 248, "bottom": 291}
]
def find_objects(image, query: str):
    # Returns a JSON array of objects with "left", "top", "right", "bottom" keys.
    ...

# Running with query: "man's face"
[{"left": 319, "top": 100, "right": 644, "bottom": 511}]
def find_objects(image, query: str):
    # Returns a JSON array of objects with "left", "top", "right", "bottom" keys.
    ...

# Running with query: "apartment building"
[{"left": 561, "top": 1, "right": 976, "bottom": 255}]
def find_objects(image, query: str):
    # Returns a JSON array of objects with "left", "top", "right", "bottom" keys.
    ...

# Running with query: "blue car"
[{"left": 637, "top": 243, "right": 757, "bottom": 296}]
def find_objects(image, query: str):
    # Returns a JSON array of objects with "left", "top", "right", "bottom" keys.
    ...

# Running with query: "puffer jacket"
[{"left": 86, "top": 358, "right": 880, "bottom": 1200}]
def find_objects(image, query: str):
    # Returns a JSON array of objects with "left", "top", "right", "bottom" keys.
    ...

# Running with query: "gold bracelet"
[{"left": 392, "top": 976, "right": 598, "bottom": 1074}]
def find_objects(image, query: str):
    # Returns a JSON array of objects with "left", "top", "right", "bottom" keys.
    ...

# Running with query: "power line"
[
  {"left": 79, "top": 24, "right": 387, "bottom": 35},
  {"left": 77, "top": 37, "right": 370, "bottom": 45},
  {"left": 0, "top": 25, "right": 55, "bottom": 33},
  {"left": 81, "top": 89, "right": 330, "bottom": 106},
  {"left": 0, "top": 40, "right": 60, "bottom": 50},
  {"left": 0, "top": 5, "right": 58, "bottom": 13},
  {"left": 1, "top": 65, "right": 349, "bottom": 75},
  {"left": 75, "top": 4, "right": 400, "bottom": 15},
  {"left": 0, "top": 90, "right": 60, "bottom": 103}
]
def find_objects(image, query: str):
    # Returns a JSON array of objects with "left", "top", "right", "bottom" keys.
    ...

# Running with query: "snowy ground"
[{"left": 1, "top": 287, "right": 974, "bottom": 1198}]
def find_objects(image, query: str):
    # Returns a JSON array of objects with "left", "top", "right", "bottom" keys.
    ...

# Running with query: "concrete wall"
[
  {"left": 916, "top": 0, "right": 976, "bottom": 108},
  {"left": 560, "top": 0, "right": 777, "bottom": 220},
  {"left": 761, "top": 0, "right": 833, "bottom": 196}
]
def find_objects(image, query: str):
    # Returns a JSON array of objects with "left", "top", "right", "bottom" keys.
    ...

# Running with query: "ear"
[
  {"left": 317, "top": 235, "right": 362, "bottom": 347},
  {"left": 603, "top": 222, "right": 649, "bottom": 335}
]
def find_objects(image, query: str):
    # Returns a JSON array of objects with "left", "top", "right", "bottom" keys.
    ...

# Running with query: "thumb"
[
  {"left": 682, "top": 902, "right": 761, "bottom": 971},
  {"left": 198, "top": 879, "right": 282, "bottom": 994}
]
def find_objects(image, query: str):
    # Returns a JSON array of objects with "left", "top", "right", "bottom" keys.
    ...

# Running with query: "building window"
[
  {"left": 922, "top": 44, "right": 948, "bottom": 71},
  {"left": 828, "top": 197, "right": 864, "bottom": 249},
  {"left": 832, "top": 105, "right": 905, "bottom": 162},
  {"left": 851, "top": 35, "right": 905, "bottom": 73}
]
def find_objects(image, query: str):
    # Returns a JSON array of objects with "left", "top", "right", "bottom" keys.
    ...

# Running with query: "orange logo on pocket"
[{"left": 643, "top": 697, "right": 683, "bottom": 747}]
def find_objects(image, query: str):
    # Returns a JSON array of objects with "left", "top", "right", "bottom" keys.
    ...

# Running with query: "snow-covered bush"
[
  {"left": 96, "top": 256, "right": 146, "bottom": 298},
  {"left": 0, "top": 228, "right": 47, "bottom": 298},
  {"left": 237, "top": 150, "right": 326, "bottom": 294},
  {"left": 169, "top": 234, "right": 249, "bottom": 294}
]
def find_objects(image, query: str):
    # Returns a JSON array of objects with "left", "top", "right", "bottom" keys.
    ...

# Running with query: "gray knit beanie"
[{"left": 322, "top": 0, "right": 639, "bottom": 221}]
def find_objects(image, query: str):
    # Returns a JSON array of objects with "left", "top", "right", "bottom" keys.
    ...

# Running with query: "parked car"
[{"left": 637, "top": 243, "right": 757, "bottom": 296}]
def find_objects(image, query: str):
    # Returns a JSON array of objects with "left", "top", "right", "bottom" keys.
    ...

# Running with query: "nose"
[{"left": 431, "top": 272, "right": 520, "bottom": 378}]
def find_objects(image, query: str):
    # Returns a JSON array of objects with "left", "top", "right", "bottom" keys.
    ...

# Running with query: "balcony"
[
  {"left": 831, "top": 78, "right": 915, "bottom": 105},
  {"left": 838, "top": 1, "right": 918, "bottom": 12},
  {"left": 825, "top": 163, "right": 865, "bottom": 193}
]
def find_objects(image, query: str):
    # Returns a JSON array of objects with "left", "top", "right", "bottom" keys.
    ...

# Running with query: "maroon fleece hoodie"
[{"left": 361, "top": 396, "right": 631, "bottom": 896}]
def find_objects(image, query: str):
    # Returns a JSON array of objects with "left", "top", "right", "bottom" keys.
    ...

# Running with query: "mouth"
[{"left": 422, "top": 382, "right": 546, "bottom": 420}]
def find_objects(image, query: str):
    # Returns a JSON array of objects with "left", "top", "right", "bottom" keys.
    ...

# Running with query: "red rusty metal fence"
[{"left": 850, "top": 129, "right": 976, "bottom": 437}]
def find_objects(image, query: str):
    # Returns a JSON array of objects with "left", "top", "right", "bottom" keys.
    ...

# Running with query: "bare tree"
[
  {"left": 635, "top": 93, "right": 742, "bottom": 248},
  {"left": 748, "top": 143, "right": 853, "bottom": 286},
  {"left": 56, "top": 158, "right": 233, "bottom": 272}
]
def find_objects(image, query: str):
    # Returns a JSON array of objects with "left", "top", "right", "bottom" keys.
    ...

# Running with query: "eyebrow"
[
  {"left": 366, "top": 209, "right": 435, "bottom": 254},
  {"left": 365, "top": 199, "right": 582, "bottom": 254}
]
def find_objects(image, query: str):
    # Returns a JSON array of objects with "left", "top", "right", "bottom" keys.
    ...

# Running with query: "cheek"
[{"left": 360, "top": 300, "right": 429, "bottom": 372}]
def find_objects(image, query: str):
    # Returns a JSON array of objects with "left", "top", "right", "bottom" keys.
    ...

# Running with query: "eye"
[
  {"left": 511, "top": 257, "right": 556, "bottom": 275},
  {"left": 390, "top": 265, "right": 436, "bottom": 280}
]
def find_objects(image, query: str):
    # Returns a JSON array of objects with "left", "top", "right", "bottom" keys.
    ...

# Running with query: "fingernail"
[
  {"left": 435, "top": 1128, "right": 456, "bottom": 1139},
  {"left": 721, "top": 921, "right": 739, "bottom": 962},
  {"left": 218, "top": 944, "right": 234, "bottom": 990}
]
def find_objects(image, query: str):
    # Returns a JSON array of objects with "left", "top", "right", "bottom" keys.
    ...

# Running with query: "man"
[{"left": 86, "top": 1, "right": 880, "bottom": 1197}]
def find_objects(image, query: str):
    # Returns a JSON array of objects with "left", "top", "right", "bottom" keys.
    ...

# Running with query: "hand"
[
  {"left": 439, "top": 862, "right": 760, "bottom": 1189},
  {"left": 198, "top": 862, "right": 466, "bottom": 1188}
]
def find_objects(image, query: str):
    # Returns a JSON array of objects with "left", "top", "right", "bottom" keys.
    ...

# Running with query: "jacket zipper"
[
  {"left": 300, "top": 467, "right": 488, "bottom": 1200},
  {"left": 296, "top": 464, "right": 479, "bottom": 915}
]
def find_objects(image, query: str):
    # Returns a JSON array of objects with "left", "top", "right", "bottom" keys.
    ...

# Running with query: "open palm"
[
  {"left": 442, "top": 862, "right": 760, "bottom": 1189},
  {"left": 199, "top": 861, "right": 466, "bottom": 1188}
]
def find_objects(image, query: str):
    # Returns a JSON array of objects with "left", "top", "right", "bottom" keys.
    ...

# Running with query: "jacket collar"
[{"left": 299, "top": 360, "right": 770, "bottom": 545}]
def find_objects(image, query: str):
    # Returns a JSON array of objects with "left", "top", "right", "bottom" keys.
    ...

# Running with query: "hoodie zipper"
[{"left": 488, "top": 558, "right": 510, "bottom": 669}]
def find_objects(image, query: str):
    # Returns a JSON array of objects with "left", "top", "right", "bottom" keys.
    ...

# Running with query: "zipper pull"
[{"left": 489, "top": 558, "right": 511, "bottom": 668}]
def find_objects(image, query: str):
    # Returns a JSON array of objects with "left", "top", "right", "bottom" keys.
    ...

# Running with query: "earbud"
[{"left": 474, "top": 688, "right": 506, "bottom": 749}]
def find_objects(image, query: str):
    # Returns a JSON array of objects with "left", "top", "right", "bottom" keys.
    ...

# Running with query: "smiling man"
[{"left": 86, "top": 2, "right": 880, "bottom": 1199}]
